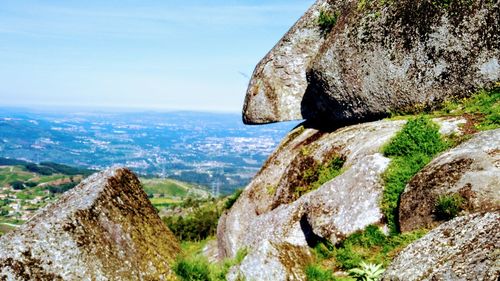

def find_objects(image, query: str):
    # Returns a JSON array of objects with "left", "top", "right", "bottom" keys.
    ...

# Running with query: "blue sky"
[{"left": 0, "top": 0, "right": 314, "bottom": 112}]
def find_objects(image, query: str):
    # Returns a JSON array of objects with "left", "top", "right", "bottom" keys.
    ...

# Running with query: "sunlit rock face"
[
  {"left": 383, "top": 212, "right": 500, "bottom": 281},
  {"left": 244, "top": 0, "right": 500, "bottom": 125},
  {"left": 217, "top": 118, "right": 465, "bottom": 281},
  {"left": 0, "top": 168, "right": 180, "bottom": 281},
  {"left": 242, "top": 0, "right": 334, "bottom": 124}
]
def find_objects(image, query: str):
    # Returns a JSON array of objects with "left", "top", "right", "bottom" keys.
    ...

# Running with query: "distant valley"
[{"left": 0, "top": 108, "right": 298, "bottom": 194}]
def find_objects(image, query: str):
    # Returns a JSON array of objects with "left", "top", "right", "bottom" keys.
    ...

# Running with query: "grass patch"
[
  {"left": 174, "top": 240, "right": 247, "bottom": 281},
  {"left": 438, "top": 86, "right": 500, "bottom": 130},
  {"left": 305, "top": 265, "right": 339, "bottom": 281},
  {"left": 307, "top": 225, "right": 425, "bottom": 280},
  {"left": 381, "top": 116, "right": 449, "bottom": 233},
  {"left": 390, "top": 85, "right": 500, "bottom": 131},
  {"left": 434, "top": 194, "right": 465, "bottom": 220},
  {"left": 295, "top": 156, "right": 345, "bottom": 198},
  {"left": 317, "top": 9, "right": 340, "bottom": 34},
  {"left": 316, "top": 225, "right": 425, "bottom": 270}
]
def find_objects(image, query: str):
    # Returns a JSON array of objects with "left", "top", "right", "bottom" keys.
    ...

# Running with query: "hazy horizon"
[{"left": 0, "top": 0, "right": 314, "bottom": 112}]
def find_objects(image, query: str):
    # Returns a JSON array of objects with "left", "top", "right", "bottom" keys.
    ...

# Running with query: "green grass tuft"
[
  {"left": 317, "top": 9, "right": 340, "bottom": 33},
  {"left": 174, "top": 257, "right": 211, "bottom": 281},
  {"left": 305, "top": 265, "right": 337, "bottom": 281},
  {"left": 434, "top": 194, "right": 464, "bottom": 220},
  {"left": 295, "top": 156, "right": 345, "bottom": 198},
  {"left": 334, "top": 226, "right": 426, "bottom": 270},
  {"left": 174, "top": 243, "right": 247, "bottom": 281},
  {"left": 382, "top": 116, "right": 449, "bottom": 233}
]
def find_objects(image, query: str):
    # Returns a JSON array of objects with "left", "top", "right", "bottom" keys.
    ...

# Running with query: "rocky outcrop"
[
  {"left": 242, "top": 0, "right": 334, "bottom": 124},
  {"left": 244, "top": 0, "right": 500, "bottom": 124},
  {"left": 383, "top": 212, "right": 500, "bottom": 281},
  {"left": 217, "top": 118, "right": 464, "bottom": 280},
  {"left": 0, "top": 168, "right": 179, "bottom": 281},
  {"left": 399, "top": 129, "right": 500, "bottom": 232}
]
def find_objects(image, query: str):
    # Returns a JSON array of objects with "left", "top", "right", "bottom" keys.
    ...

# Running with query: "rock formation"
[
  {"left": 383, "top": 212, "right": 500, "bottom": 281},
  {"left": 222, "top": 1, "right": 500, "bottom": 280},
  {"left": 399, "top": 129, "right": 500, "bottom": 232},
  {"left": 242, "top": 0, "right": 333, "bottom": 124},
  {"left": 0, "top": 168, "right": 179, "bottom": 281},
  {"left": 243, "top": 0, "right": 500, "bottom": 124},
  {"left": 217, "top": 118, "right": 465, "bottom": 280}
]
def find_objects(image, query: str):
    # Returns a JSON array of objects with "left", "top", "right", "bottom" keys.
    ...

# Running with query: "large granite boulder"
[
  {"left": 0, "top": 168, "right": 180, "bottom": 281},
  {"left": 383, "top": 212, "right": 500, "bottom": 281},
  {"left": 244, "top": 0, "right": 500, "bottom": 125},
  {"left": 217, "top": 118, "right": 464, "bottom": 281},
  {"left": 242, "top": 0, "right": 334, "bottom": 124},
  {"left": 399, "top": 129, "right": 500, "bottom": 232}
]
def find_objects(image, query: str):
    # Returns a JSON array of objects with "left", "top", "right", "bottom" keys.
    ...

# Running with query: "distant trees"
[
  {"left": 25, "top": 163, "right": 53, "bottom": 175},
  {"left": 10, "top": 181, "right": 25, "bottom": 190},
  {"left": 162, "top": 190, "right": 244, "bottom": 242},
  {"left": 163, "top": 206, "right": 220, "bottom": 241},
  {"left": 0, "top": 157, "right": 94, "bottom": 177},
  {"left": 47, "top": 182, "right": 78, "bottom": 194}
]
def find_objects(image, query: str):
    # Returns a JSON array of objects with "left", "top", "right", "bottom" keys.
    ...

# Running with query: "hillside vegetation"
[
  {"left": 0, "top": 158, "right": 211, "bottom": 237},
  {"left": 302, "top": 86, "right": 500, "bottom": 280}
]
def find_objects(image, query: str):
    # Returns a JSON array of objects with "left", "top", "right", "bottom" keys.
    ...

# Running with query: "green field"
[
  {"left": 0, "top": 166, "right": 34, "bottom": 186},
  {"left": 0, "top": 162, "right": 211, "bottom": 234},
  {"left": 0, "top": 165, "right": 71, "bottom": 188},
  {"left": 141, "top": 178, "right": 209, "bottom": 198}
]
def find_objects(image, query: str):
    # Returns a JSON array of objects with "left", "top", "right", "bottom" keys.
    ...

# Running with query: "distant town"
[{"left": 0, "top": 109, "right": 298, "bottom": 194}]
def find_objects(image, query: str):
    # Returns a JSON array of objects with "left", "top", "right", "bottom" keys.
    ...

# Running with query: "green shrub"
[
  {"left": 314, "top": 157, "right": 345, "bottom": 189},
  {"left": 47, "top": 182, "right": 78, "bottom": 194},
  {"left": 383, "top": 116, "right": 446, "bottom": 157},
  {"left": 24, "top": 181, "right": 38, "bottom": 187},
  {"left": 163, "top": 207, "right": 220, "bottom": 241},
  {"left": 174, "top": 257, "right": 211, "bottom": 281},
  {"left": 313, "top": 240, "right": 335, "bottom": 260},
  {"left": 9, "top": 181, "right": 25, "bottom": 190},
  {"left": 435, "top": 194, "right": 464, "bottom": 220},
  {"left": 317, "top": 9, "right": 340, "bottom": 33},
  {"left": 224, "top": 189, "right": 243, "bottom": 210},
  {"left": 461, "top": 87, "right": 500, "bottom": 130},
  {"left": 347, "top": 262, "right": 384, "bottom": 281},
  {"left": 382, "top": 116, "right": 448, "bottom": 233}
]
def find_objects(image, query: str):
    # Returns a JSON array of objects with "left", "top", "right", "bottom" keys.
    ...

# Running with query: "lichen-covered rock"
[
  {"left": 0, "top": 168, "right": 180, "bottom": 281},
  {"left": 244, "top": 0, "right": 500, "bottom": 124},
  {"left": 399, "top": 129, "right": 500, "bottom": 232},
  {"left": 217, "top": 118, "right": 464, "bottom": 280},
  {"left": 242, "top": 0, "right": 334, "bottom": 124},
  {"left": 217, "top": 120, "right": 402, "bottom": 280},
  {"left": 383, "top": 212, "right": 500, "bottom": 281}
]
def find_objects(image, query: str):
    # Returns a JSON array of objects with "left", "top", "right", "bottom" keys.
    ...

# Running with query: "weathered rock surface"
[
  {"left": 383, "top": 212, "right": 500, "bottom": 281},
  {"left": 0, "top": 168, "right": 180, "bottom": 281},
  {"left": 244, "top": 0, "right": 500, "bottom": 124},
  {"left": 242, "top": 0, "right": 333, "bottom": 124},
  {"left": 399, "top": 129, "right": 500, "bottom": 232},
  {"left": 217, "top": 118, "right": 463, "bottom": 280}
]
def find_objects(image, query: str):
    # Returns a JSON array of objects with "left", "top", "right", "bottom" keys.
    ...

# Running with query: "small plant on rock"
[
  {"left": 317, "top": 9, "right": 340, "bottom": 33},
  {"left": 347, "top": 262, "right": 384, "bottom": 281},
  {"left": 434, "top": 194, "right": 464, "bottom": 220}
]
